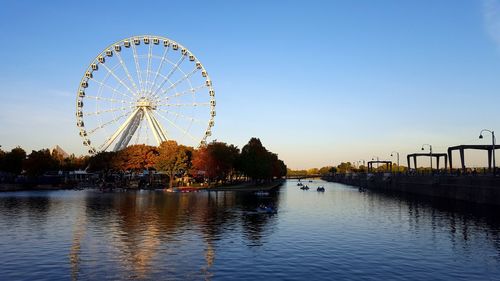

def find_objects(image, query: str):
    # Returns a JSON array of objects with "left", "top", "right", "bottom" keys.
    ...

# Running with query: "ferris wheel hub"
[{"left": 136, "top": 97, "right": 156, "bottom": 109}]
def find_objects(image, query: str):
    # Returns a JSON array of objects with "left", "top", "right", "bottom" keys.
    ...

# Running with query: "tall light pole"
[
  {"left": 479, "top": 129, "right": 496, "bottom": 175},
  {"left": 391, "top": 151, "right": 400, "bottom": 172},
  {"left": 421, "top": 144, "right": 432, "bottom": 171},
  {"left": 371, "top": 156, "right": 379, "bottom": 170}
]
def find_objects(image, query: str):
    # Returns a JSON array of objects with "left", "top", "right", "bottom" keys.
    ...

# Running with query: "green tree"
[
  {"left": 192, "top": 141, "right": 240, "bottom": 183},
  {"left": 337, "top": 162, "right": 353, "bottom": 174},
  {"left": 87, "top": 151, "right": 117, "bottom": 172},
  {"left": 24, "top": 149, "right": 59, "bottom": 176},
  {"left": 2, "top": 147, "right": 26, "bottom": 174},
  {"left": 239, "top": 138, "right": 272, "bottom": 181},
  {"left": 307, "top": 168, "right": 319, "bottom": 175},
  {"left": 155, "top": 140, "right": 192, "bottom": 188},
  {"left": 319, "top": 166, "right": 334, "bottom": 175}
]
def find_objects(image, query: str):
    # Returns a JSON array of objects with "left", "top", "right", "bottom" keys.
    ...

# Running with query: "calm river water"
[{"left": 1, "top": 180, "right": 500, "bottom": 280}]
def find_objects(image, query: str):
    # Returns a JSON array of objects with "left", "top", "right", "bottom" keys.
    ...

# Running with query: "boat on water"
[
  {"left": 297, "top": 182, "right": 303, "bottom": 186},
  {"left": 256, "top": 206, "right": 277, "bottom": 214},
  {"left": 317, "top": 186, "right": 325, "bottom": 192},
  {"left": 255, "top": 190, "right": 270, "bottom": 196},
  {"left": 300, "top": 185, "right": 309, "bottom": 190}
]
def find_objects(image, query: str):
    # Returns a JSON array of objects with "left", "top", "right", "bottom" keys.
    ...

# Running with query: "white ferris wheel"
[{"left": 76, "top": 35, "right": 216, "bottom": 154}]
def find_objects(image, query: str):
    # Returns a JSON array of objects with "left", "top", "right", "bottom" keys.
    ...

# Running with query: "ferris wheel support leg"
[
  {"left": 100, "top": 108, "right": 140, "bottom": 152},
  {"left": 114, "top": 109, "right": 144, "bottom": 151},
  {"left": 144, "top": 109, "right": 162, "bottom": 146},
  {"left": 149, "top": 112, "right": 168, "bottom": 143}
]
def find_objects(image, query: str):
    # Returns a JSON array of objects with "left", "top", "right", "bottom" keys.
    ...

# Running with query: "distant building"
[{"left": 51, "top": 145, "right": 69, "bottom": 158}]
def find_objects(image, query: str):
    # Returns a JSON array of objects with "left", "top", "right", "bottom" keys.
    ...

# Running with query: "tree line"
[{"left": 0, "top": 137, "right": 287, "bottom": 187}]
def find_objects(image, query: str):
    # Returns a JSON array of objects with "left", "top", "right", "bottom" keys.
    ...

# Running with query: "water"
[{"left": 1, "top": 180, "right": 500, "bottom": 280}]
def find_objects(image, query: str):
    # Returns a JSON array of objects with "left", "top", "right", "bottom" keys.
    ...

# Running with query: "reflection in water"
[
  {"left": 79, "top": 190, "right": 279, "bottom": 280},
  {"left": 0, "top": 182, "right": 500, "bottom": 280}
]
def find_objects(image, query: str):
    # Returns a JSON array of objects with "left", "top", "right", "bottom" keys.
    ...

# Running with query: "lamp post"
[
  {"left": 371, "top": 156, "right": 379, "bottom": 170},
  {"left": 421, "top": 144, "right": 432, "bottom": 172},
  {"left": 479, "top": 129, "right": 496, "bottom": 175},
  {"left": 390, "top": 151, "right": 400, "bottom": 173}
]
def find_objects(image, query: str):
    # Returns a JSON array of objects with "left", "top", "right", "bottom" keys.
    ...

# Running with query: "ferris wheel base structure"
[{"left": 105, "top": 105, "right": 168, "bottom": 152}]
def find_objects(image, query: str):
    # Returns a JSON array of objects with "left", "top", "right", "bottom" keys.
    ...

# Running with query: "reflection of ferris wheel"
[{"left": 76, "top": 35, "right": 216, "bottom": 154}]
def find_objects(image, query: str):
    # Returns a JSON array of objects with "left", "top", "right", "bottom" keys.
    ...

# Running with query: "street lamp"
[
  {"left": 479, "top": 129, "right": 496, "bottom": 175},
  {"left": 390, "top": 151, "right": 400, "bottom": 172},
  {"left": 421, "top": 144, "right": 433, "bottom": 171},
  {"left": 371, "top": 156, "right": 380, "bottom": 169}
]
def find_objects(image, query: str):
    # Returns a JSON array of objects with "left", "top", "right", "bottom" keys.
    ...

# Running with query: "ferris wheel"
[{"left": 76, "top": 35, "right": 216, "bottom": 154}]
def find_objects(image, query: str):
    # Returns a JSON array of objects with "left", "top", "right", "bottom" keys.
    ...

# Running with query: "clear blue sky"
[{"left": 1, "top": 0, "right": 500, "bottom": 169}]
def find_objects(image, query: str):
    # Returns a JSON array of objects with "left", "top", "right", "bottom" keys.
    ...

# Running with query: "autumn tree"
[
  {"left": 192, "top": 141, "right": 240, "bottom": 183},
  {"left": 113, "top": 144, "right": 158, "bottom": 172},
  {"left": 155, "top": 141, "right": 192, "bottom": 188}
]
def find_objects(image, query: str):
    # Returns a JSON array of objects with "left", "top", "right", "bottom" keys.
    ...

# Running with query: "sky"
[{"left": 1, "top": 0, "right": 500, "bottom": 169}]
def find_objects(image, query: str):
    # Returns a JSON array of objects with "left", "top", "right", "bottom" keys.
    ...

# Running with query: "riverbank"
[{"left": 323, "top": 173, "right": 500, "bottom": 206}]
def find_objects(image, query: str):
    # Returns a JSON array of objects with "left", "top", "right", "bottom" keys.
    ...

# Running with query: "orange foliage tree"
[{"left": 113, "top": 144, "right": 159, "bottom": 172}]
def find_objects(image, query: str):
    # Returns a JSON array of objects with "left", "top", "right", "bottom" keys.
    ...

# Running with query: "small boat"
[
  {"left": 317, "top": 186, "right": 325, "bottom": 192},
  {"left": 254, "top": 190, "right": 270, "bottom": 196},
  {"left": 256, "top": 206, "right": 277, "bottom": 214},
  {"left": 300, "top": 185, "right": 309, "bottom": 190},
  {"left": 309, "top": 180, "right": 313, "bottom": 183},
  {"left": 297, "top": 182, "right": 303, "bottom": 186}
]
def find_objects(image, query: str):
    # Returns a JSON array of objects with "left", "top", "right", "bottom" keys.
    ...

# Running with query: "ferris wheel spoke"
[
  {"left": 131, "top": 43, "right": 145, "bottom": 94},
  {"left": 90, "top": 77, "right": 135, "bottom": 101},
  {"left": 150, "top": 55, "right": 186, "bottom": 98},
  {"left": 148, "top": 47, "right": 169, "bottom": 94},
  {"left": 157, "top": 102, "right": 210, "bottom": 107},
  {"left": 157, "top": 108, "right": 204, "bottom": 123},
  {"left": 115, "top": 51, "right": 141, "bottom": 94},
  {"left": 99, "top": 62, "right": 138, "bottom": 98},
  {"left": 145, "top": 42, "right": 153, "bottom": 94},
  {"left": 154, "top": 84, "right": 208, "bottom": 103},
  {"left": 84, "top": 105, "right": 135, "bottom": 117},
  {"left": 153, "top": 110, "right": 198, "bottom": 142},
  {"left": 85, "top": 95, "right": 134, "bottom": 104},
  {"left": 86, "top": 109, "right": 135, "bottom": 135},
  {"left": 156, "top": 67, "right": 200, "bottom": 97}
]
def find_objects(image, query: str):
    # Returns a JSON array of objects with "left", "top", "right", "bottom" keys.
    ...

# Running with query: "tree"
[
  {"left": 192, "top": 141, "right": 240, "bottom": 183},
  {"left": 155, "top": 141, "right": 192, "bottom": 188},
  {"left": 319, "top": 166, "right": 334, "bottom": 175},
  {"left": 239, "top": 138, "right": 272, "bottom": 181},
  {"left": 113, "top": 144, "right": 158, "bottom": 172},
  {"left": 307, "top": 168, "right": 319, "bottom": 175},
  {"left": 24, "top": 149, "right": 59, "bottom": 176},
  {"left": 2, "top": 147, "right": 26, "bottom": 174},
  {"left": 87, "top": 151, "right": 117, "bottom": 172},
  {"left": 337, "top": 162, "right": 353, "bottom": 174},
  {"left": 239, "top": 138, "right": 286, "bottom": 181}
]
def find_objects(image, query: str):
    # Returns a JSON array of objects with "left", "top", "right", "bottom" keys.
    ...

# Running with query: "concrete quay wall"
[{"left": 323, "top": 174, "right": 500, "bottom": 206}]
